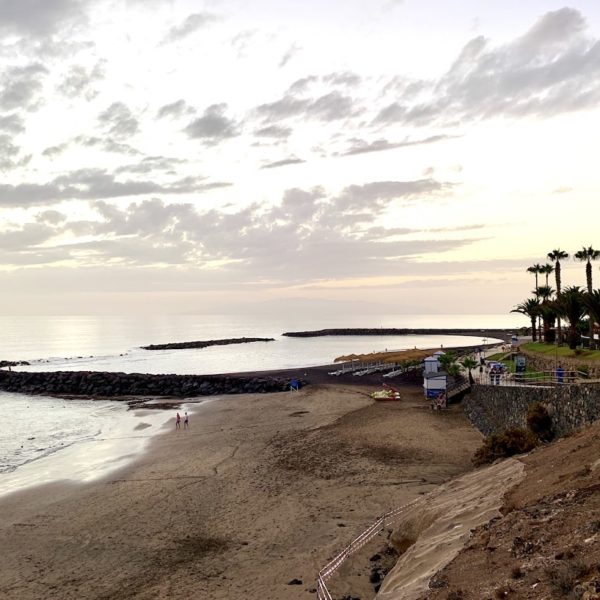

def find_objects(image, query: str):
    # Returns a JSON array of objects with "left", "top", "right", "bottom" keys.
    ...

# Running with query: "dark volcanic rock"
[
  {"left": 0, "top": 370, "right": 301, "bottom": 399},
  {"left": 0, "top": 360, "right": 30, "bottom": 368},
  {"left": 141, "top": 337, "right": 275, "bottom": 350}
]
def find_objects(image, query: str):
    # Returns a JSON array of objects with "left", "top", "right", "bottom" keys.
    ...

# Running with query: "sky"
[{"left": 1, "top": 0, "right": 600, "bottom": 317}]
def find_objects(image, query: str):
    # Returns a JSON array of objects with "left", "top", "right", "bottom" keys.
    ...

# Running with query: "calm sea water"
[{"left": 0, "top": 313, "right": 520, "bottom": 488}]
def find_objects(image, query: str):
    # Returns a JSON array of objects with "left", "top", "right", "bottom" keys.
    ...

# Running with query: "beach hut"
[
  {"left": 423, "top": 371, "right": 447, "bottom": 399},
  {"left": 423, "top": 355, "right": 440, "bottom": 374}
]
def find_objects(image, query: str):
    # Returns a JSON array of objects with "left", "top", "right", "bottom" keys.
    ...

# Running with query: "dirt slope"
[{"left": 414, "top": 419, "right": 600, "bottom": 599}]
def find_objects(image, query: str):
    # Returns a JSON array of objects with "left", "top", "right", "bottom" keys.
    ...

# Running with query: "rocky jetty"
[
  {"left": 0, "top": 360, "right": 30, "bottom": 368},
  {"left": 0, "top": 370, "right": 296, "bottom": 398},
  {"left": 141, "top": 337, "right": 275, "bottom": 350},
  {"left": 282, "top": 328, "right": 512, "bottom": 338}
]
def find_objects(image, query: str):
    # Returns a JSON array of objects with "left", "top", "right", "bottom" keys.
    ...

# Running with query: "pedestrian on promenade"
[{"left": 556, "top": 365, "right": 565, "bottom": 384}]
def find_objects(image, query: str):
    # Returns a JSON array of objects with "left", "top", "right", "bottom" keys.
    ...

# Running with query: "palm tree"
[
  {"left": 575, "top": 246, "right": 600, "bottom": 292},
  {"left": 555, "top": 286, "right": 585, "bottom": 349},
  {"left": 538, "top": 303, "right": 557, "bottom": 343},
  {"left": 460, "top": 357, "right": 478, "bottom": 383},
  {"left": 438, "top": 351, "right": 457, "bottom": 372},
  {"left": 535, "top": 285, "right": 554, "bottom": 303},
  {"left": 540, "top": 263, "right": 554, "bottom": 286},
  {"left": 575, "top": 246, "right": 600, "bottom": 347},
  {"left": 527, "top": 264, "right": 544, "bottom": 333},
  {"left": 582, "top": 289, "right": 600, "bottom": 349},
  {"left": 548, "top": 249, "right": 569, "bottom": 344},
  {"left": 527, "top": 263, "right": 543, "bottom": 291},
  {"left": 511, "top": 298, "right": 540, "bottom": 341}
]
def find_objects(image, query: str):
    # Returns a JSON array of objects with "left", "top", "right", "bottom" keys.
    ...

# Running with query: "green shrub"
[
  {"left": 473, "top": 428, "right": 539, "bottom": 466},
  {"left": 526, "top": 402, "right": 554, "bottom": 442}
]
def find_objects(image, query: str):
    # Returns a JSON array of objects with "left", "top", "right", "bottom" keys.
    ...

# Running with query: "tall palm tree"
[
  {"left": 511, "top": 298, "right": 540, "bottom": 342},
  {"left": 556, "top": 286, "right": 585, "bottom": 349},
  {"left": 527, "top": 264, "right": 544, "bottom": 333},
  {"left": 534, "top": 285, "right": 556, "bottom": 343},
  {"left": 548, "top": 249, "right": 569, "bottom": 344},
  {"left": 582, "top": 289, "right": 600, "bottom": 350},
  {"left": 527, "top": 263, "right": 543, "bottom": 291},
  {"left": 575, "top": 246, "right": 600, "bottom": 292},
  {"left": 540, "top": 263, "right": 554, "bottom": 286},
  {"left": 575, "top": 246, "right": 600, "bottom": 346}
]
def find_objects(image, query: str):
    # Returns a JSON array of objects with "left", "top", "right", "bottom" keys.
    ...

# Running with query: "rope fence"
[{"left": 316, "top": 497, "right": 420, "bottom": 600}]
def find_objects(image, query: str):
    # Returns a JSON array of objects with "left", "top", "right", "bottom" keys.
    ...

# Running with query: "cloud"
[
  {"left": 114, "top": 156, "right": 187, "bottom": 175},
  {"left": 0, "top": 135, "right": 30, "bottom": 170},
  {"left": 57, "top": 62, "right": 105, "bottom": 99},
  {"left": 184, "top": 103, "right": 238, "bottom": 142},
  {"left": 0, "top": 113, "right": 25, "bottom": 134},
  {"left": 256, "top": 90, "right": 358, "bottom": 122},
  {"left": 0, "top": 222, "right": 56, "bottom": 250},
  {"left": 340, "top": 134, "right": 455, "bottom": 156},
  {"left": 163, "top": 12, "right": 218, "bottom": 44},
  {"left": 254, "top": 125, "right": 292, "bottom": 138},
  {"left": 376, "top": 8, "right": 600, "bottom": 125},
  {"left": 36, "top": 209, "right": 66, "bottom": 224},
  {"left": 42, "top": 142, "right": 70, "bottom": 158},
  {"left": 323, "top": 71, "right": 361, "bottom": 87},
  {"left": 0, "top": 63, "right": 48, "bottom": 111},
  {"left": 0, "top": 169, "right": 228, "bottom": 207},
  {"left": 75, "top": 135, "right": 141, "bottom": 156},
  {"left": 157, "top": 99, "right": 194, "bottom": 119},
  {"left": 261, "top": 156, "right": 305, "bottom": 169},
  {"left": 279, "top": 43, "right": 301, "bottom": 68},
  {"left": 0, "top": 0, "right": 86, "bottom": 37},
  {"left": 98, "top": 102, "right": 139, "bottom": 138},
  {"left": 43, "top": 135, "right": 142, "bottom": 159},
  {"left": 333, "top": 179, "right": 449, "bottom": 215},
  {"left": 230, "top": 29, "right": 257, "bottom": 58},
  {"left": 0, "top": 176, "right": 462, "bottom": 276}
]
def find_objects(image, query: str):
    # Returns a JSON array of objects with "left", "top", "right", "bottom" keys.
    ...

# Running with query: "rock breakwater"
[
  {"left": 141, "top": 337, "right": 275, "bottom": 350},
  {"left": 0, "top": 370, "right": 294, "bottom": 398}
]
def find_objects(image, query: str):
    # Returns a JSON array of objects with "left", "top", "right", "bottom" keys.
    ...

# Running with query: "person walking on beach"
[
  {"left": 176, "top": 412, "right": 181, "bottom": 429},
  {"left": 184, "top": 412, "right": 189, "bottom": 429}
]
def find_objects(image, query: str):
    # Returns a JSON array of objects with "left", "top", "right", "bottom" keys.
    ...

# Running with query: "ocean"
[{"left": 0, "top": 313, "right": 522, "bottom": 492}]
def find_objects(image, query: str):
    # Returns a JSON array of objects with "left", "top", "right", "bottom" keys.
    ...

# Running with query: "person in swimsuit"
[
  {"left": 184, "top": 412, "right": 189, "bottom": 429},
  {"left": 176, "top": 412, "right": 181, "bottom": 429}
]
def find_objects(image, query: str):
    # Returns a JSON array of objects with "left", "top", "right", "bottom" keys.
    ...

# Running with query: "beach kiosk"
[
  {"left": 423, "top": 371, "right": 447, "bottom": 399},
  {"left": 423, "top": 354, "right": 440, "bottom": 374}
]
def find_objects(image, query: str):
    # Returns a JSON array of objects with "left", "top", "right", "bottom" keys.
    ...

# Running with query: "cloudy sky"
[{"left": 1, "top": 0, "right": 599, "bottom": 317}]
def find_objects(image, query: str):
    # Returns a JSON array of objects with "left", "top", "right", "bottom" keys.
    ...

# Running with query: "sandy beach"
[{"left": 0, "top": 383, "right": 482, "bottom": 600}]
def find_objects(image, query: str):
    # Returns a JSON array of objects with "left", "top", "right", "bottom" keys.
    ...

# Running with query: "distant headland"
[{"left": 282, "top": 328, "right": 514, "bottom": 338}]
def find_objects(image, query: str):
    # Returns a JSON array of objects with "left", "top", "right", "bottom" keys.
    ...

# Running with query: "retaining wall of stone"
[
  {"left": 521, "top": 349, "right": 600, "bottom": 378},
  {"left": 464, "top": 383, "right": 600, "bottom": 438},
  {"left": 0, "top": 370, "right": 294, "bottom": 398}
]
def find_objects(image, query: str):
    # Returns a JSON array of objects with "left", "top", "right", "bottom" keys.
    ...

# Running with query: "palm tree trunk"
[
  {"left": 556, "top": 263, "right": 563, "bottom": 345},
  {"left": 587, "top": 260, "right": 594, "bottom": 347},
  {"left": 530, "top": 316, "right": 537, "bottom": 342}
]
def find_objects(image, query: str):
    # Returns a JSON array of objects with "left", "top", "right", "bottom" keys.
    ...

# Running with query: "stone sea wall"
[
  {"left": 464, "top": 383, "right": 600, "bottom": 438},
  {"left": 0, "top": 370, "right": 295, "bottom": 398},
  {"left": 521, "top": 349, "right": 600, "bottom": 378}
]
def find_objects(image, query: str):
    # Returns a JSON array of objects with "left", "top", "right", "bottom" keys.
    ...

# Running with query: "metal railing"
[
  {"left": 316, "top": 498, "right": 420, "bottom": 600},
  {"left": 480, "top": 370, "right": 591, "bottom": 388}
]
